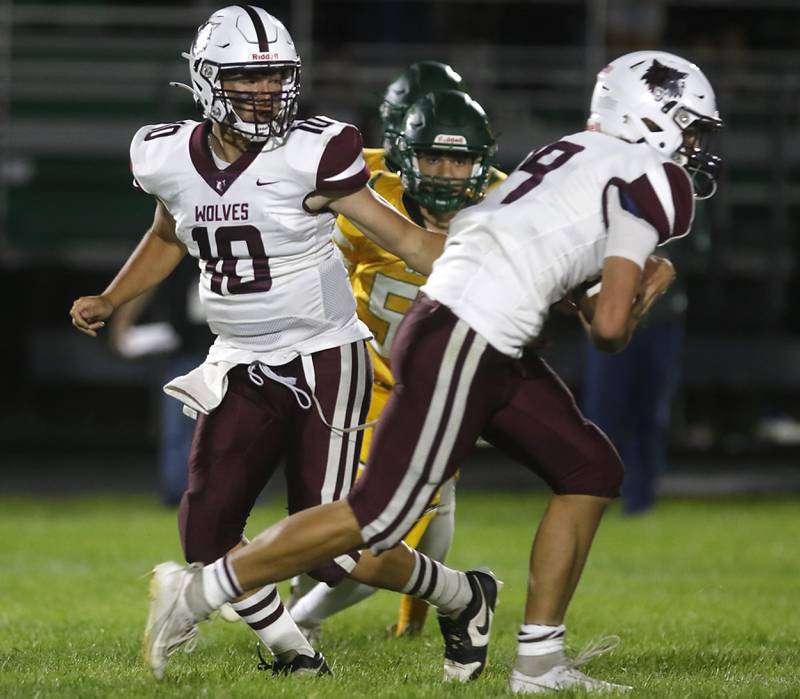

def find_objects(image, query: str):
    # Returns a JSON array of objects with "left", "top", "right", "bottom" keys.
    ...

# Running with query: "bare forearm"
[
  {"left": 326, "top": 186, "right": 444, "bottom": 275},
  {"left": 391, "top": 223, "right": 444, "bottom": 276},
  {"left": 348, "top": 203, "right": 443, "bottom": 275},
  {"left": 589, "top": 317, "right": 635, "bottom": 353},
  {"left": 103, "top": 231, "right": 185, "bottom": 309}
]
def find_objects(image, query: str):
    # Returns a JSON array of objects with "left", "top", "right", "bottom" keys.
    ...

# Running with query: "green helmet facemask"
[
  {"left": 398, "top": 90, "right": 497, "bottom": 213},
  {"left": 379, "top": 61, "right": 466, "bottom": 172}
]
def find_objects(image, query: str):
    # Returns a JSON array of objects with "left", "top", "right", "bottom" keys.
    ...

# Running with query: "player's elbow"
[{"left": 590, "top": 314, "right": 630, "bottom": 353}]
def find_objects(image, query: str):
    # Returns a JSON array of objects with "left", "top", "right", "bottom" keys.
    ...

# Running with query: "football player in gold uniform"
[{"left": 289, "top": 89, "right": 506, "bottom": 640}]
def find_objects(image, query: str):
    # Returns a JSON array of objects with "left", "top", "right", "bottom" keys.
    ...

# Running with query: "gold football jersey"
[
  {"left": 335, "top": 171, "right": 421, "bottom": 389},
  {"left": 363, "top": 147, "right": 388, "bottom": 175},
  {"left": 335, "top": 164, "right": 507, "bottom": 389}
]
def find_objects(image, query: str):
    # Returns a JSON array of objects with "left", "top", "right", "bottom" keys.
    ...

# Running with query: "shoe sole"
[{"left": 508, "top": 669, "right": 633, "bottom": 694}]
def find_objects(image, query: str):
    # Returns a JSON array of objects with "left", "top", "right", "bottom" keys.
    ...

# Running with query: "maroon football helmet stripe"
[{"left": 237, "top": 4, "right": 270, "bottom": 52}]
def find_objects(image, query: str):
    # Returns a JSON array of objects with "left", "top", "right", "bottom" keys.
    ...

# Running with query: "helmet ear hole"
[{"left": 641, "top": 117, "right": 663, "bottom": 133}]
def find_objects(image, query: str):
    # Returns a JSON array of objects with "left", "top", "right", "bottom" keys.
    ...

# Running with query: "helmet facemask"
[
  {"left": 402, "top": 148, "right": 490, "bottom": 213},
  {"left": 211, "top": 65, "right": 300, "bottom": 144},
  {"left": 671, "top": 107, "right": 722, "bottom": 199},
  {"left": 378, "top": 100, "right": 406, "bottom": 170}
]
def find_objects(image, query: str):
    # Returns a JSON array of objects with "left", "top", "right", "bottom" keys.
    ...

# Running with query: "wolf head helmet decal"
[{"left": 641, "top": 59, "right": 688, "bottom": 102}]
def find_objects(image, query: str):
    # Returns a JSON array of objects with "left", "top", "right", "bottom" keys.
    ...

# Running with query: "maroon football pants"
[
  {"left": 348, "top": 295, "right": 622, "bottom": 553},
  {"left": 179, "top": 340, "right": 371, "bottom": 584}
]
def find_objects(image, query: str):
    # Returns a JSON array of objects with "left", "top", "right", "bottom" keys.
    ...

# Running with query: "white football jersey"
[
  {"left": 130, "top": 116, "right": 372, "bottom": 364},
  {"left": 422, "top": 130, "right": 695, "bottom": 358}
]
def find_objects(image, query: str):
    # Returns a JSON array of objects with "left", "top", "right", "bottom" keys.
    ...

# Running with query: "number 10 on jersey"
[{"left": 191, "top": 225, "right": 272, "bottom": 295}]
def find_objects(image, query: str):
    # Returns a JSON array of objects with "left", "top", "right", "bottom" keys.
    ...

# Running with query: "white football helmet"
[
  {"left": 589, "top": 51, "right": 723, "bottom": 198},
  {"left": 175, "top": 5, "right": 301, "bottom": 143}
]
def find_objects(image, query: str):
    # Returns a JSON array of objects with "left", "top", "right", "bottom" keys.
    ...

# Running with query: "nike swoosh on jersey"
[{"left": 256, "top": 179, "right": 279, "bottom": 186}]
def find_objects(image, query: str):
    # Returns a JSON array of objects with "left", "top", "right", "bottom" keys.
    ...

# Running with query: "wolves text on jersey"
[{"left": 195, "top": 203, "right": 250, "bottom": 223}]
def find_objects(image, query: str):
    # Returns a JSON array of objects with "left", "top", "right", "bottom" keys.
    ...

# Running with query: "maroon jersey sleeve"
[
  {"left": 603, "top": 161, "right": 695, "bottom": 244},
  {"left": 315, "top": 125, "right": 370, "bottom": 192}
]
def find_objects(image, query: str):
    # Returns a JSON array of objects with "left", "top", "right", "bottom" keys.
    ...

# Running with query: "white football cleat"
[
  {"left": 509, "top": 666, "right": 632, "bottom": 694},
  {"left": 509, "top": 635, "right": 631, "bottom": 694},
  {"left": 143, "top": 561, "right": 204, "bottom": 680}
]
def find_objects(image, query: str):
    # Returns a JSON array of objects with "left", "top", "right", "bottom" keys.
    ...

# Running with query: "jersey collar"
[{"left": 189, "top": 120, "right": 265, "bottom": 196}]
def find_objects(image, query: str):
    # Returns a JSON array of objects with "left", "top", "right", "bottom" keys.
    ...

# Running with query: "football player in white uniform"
[
  {"left": 70, "top": 4, "right": 499, "bottom": 681},
  {"left": 135, "top": 49, "right": 722, "bottom": 692}
]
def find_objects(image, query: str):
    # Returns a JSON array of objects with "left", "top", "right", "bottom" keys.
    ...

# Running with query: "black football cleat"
[
  {"left": 256, "top": 644, "right": 332, "bottom": 677},
  {"left": 438, "top": 568, "right": 502, "bottom": 682}
]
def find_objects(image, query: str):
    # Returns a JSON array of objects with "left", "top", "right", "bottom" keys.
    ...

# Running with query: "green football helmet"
[
  {"left": 398, "top": 90, "right": 497, "bottom": 213},
  {"left": 379, "top": 61, "right": 466, "bottom": 172}
]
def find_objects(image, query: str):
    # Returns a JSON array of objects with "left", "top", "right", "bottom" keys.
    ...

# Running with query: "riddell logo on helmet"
[
  {"left": 251, "top": 52, "right": 279, "bottom": 60},
  {"left": 434, "top": 134, "right": 467, "bottom": 146}
]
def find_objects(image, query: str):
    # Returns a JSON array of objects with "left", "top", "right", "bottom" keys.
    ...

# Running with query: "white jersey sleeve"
[
  {"left": 130, "top": 121, "right": 194, "bottom": 199},
  {"left": 286, "top": 116, "right": 370, "bottom": 194},
  {"left": 603, "top": 188, "right": 659, "bottom": 268}
]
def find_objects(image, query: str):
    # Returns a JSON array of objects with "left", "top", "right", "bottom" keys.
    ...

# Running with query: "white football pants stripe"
[
  {"left": 362, "top": 320, "right": 486, "bottom": 551},
  {"left": 320, "top": 342, "right": 368, "bottom": 503}
]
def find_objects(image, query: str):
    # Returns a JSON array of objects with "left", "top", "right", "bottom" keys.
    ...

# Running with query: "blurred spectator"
[
  {"left": 110, "top": 257, "right": 211, "bottom": 505},
  {"left": 581, "top": 221, "right": 709, "bottom": 515},
  {"left": 607, "top": 0, "right": 665, "bottom": 53}
]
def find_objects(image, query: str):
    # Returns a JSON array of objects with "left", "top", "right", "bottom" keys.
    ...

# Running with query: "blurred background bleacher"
[{"left": 2, "top": 0, "right": 800, "bottom": 487}]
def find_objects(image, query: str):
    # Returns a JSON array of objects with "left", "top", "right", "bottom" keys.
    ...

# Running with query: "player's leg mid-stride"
[{"left": 143, "top": 501, "right": 501, "bottom": 683}]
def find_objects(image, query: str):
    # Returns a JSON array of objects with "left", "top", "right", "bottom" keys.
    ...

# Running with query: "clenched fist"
[{"left": 70, "top": 295, "right": 115, "bottom": 337}]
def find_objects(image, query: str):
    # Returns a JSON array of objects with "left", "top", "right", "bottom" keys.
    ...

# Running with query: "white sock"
[
  {"left": 400, "top": 549, "right": 471, "bottom": 616},
  {"left": 517, "top": 623, "right": 566, "bottom": 656},
  {"left": 291, "top": 578, "right": 376, "bottom": 626},
  {"left": 232, "top": 584, "right": 314, "bottom": 658},
  {"left": 201, "top": 556, "right": 243, "bottom": 610}
]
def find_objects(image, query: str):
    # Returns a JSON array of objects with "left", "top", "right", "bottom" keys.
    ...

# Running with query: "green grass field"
[{"left": 1, "top": 491, "right": 798, "bottom": 698}]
